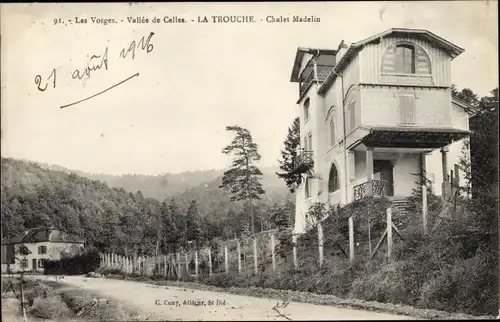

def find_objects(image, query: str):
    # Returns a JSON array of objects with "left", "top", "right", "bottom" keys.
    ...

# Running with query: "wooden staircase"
[{"left": 391, "top": 197, "right": 412, "bottom": 229}]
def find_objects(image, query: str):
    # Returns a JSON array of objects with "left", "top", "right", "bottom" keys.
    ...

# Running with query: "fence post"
[
  {"left": 349, "top": 216, "right": 355, "bottom": 263},
  {"left": 208, "top": 248, "right": 212, "bottom": 277},
  {"left": 317, "top": 222, "right": 324, "bottom": 267},
  {"left": 270, "top": 233, "right": 276, "bottom": 271},
  {"left": 237, "top": 241, "right": 241, "bottom": 274},
  {"left": 224, "top": 245, "right": 229, "bottom": 274},
  {"left": 292, "top": 235, "right": 298, "bottom": 269},
  {"left": 422, "top": 184, "right": 428, "bottom": 236},
  {"left": 253, "top": 238, "right": 258, "bottom": 275},
  {"left": 195, "top": 251, "right": 199, "bottom": 279},
  {"left": 387, "top": 208, "right": 393, "bottom": 261},
  {"left": 185, "top": 252, "right": 189, "bottom": 275},
  {"left": 177, "top": 253, "right": 181, "bottom": 280},
  {"left": 164, "top": 255, "right": 167, "bottom": 279}
]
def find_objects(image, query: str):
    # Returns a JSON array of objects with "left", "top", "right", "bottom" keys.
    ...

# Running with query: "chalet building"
[
  {"left": 289, "top": 28, "right": 475, "bottom": 234},
  {"left": 1, "top": 227, "right": 85, "bottom": 273}
]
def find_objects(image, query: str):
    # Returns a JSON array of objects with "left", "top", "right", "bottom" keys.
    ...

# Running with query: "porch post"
[
  {"left": 366, "top": 148, "right": 374, "bottom": 197},
  {"left": 441, "top": 146, "right": 449, "bottom": 199}
]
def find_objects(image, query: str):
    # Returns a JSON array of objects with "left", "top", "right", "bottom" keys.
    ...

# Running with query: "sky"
[{"left": 1, "top": 1, "right": 498, "bottom": 175}]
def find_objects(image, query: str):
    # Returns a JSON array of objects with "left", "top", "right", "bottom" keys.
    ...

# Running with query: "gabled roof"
[
  {"left": 318, "top": 28, "right": 465, "bottom": 95},
  {"left": 290, "top": 47, "right": 337, "bottom": 83},
  {"left": 1, "top": 227, "right": 84, "bottom": 245}
]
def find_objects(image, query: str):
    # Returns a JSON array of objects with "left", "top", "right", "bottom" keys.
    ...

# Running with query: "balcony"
[
  {"left": 298, "top": 63, "right": 334, "bottom": 97},
  {"left": 353, "top": 180, "right": 389, "bottom": 200},
  {"left": 293, "top": 150, "right": 314, "bottom": 174}
]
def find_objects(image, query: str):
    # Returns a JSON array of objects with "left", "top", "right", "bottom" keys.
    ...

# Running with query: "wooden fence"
[{"left": 100, "top": 206, "right": 409, "bottom": 279}]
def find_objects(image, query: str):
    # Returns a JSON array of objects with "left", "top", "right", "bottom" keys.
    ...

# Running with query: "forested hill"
[
  {"left": 1, "top": 157, "right": 294, "bottom": 255},
  {"left": 33, "top": 161, "right": 290, "bottom": 202}
]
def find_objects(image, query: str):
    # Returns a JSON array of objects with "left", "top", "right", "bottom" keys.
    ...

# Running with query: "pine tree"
[
  {"left": 220, "top": 125, "right": 265, "bottom": 235},
  {"left": 276, "top": 117, "right": 303, "bottom": 192}
]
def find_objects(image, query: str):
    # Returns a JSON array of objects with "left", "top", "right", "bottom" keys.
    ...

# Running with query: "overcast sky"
[{"left": 1, "top": 2, "right": 498, "bottom": 175}]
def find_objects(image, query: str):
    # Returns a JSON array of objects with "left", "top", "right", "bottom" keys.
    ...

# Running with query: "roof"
[
  {"left": 1, "top": 227, "right": 84, "bottom": 245},
  {"left": 318, "top": 28, "right": 465, "bottom": 95},
  {"left": 290, "top": 47, "right": 338, "bottom": 82},
  {"left": 452, "top": 95, "right": 478, "bottom": 116}
]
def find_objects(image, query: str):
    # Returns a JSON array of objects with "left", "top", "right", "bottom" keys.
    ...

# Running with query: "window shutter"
[
  {"left": 308, "top": 134, "right": 313, "bottom": 151},
  {"left": 399, "top": 95, "right": 416, "bottom": 124},
  {"left": 381, "top": 44, "right": 397, "bottom": 73},
  {"left": 348, "top": 151, "right": 355, "bottom": 180},
  {"left": 330, "top": 119, "right": 336, "bottom": 146},
  {"left": 415, "top": 47, "right": 431, "bottom": 74},
  {"left": 349, "top": 103, "right": 356, "bottom": 131}
]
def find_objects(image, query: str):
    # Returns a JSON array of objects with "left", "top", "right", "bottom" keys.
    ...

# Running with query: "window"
[
  {"left": 38, "top": 259, "right": 45, "bottom": 269},
  {"left": 38, "top": 246, "right": 47, "bottom": 255},
  {"left": 303, "top": 98, "right": 310, "bottom": 121},
  {"left": 381, "top": 43, "right": 431, "bottom": 75},
  {"left": 399, "top": 95, "right": 416, "bottom": 124},
  {"left": 303, "top": 133, "right": 312, "bottom": 151},
  {"left": 347, "top": 100, "right": 356, "bottom": 132},
  {"left": 305, "top": 177, "right": 312, "bottom": 199},
  {"left": 395, "top": 45, "right": 415, "bottom": 74},
  {"left": 329, "top": 118, "right": 336, "bottom": 146},
  {"left": 328, "top": 164, "right": 340, "bottom": 192},
  {"left": 20, "top": 259, "right": 28, "bottom": 268}
]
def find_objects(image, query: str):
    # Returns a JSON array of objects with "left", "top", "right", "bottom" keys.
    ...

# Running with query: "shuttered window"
[
  {"left": 399, "top": 95, "right": 416, "bottom": 124},
  {"left": 330, "top": 118, "right": 336, "bottom": 146},
  {"left": 305, "top": 177, "right": 312, "bottom": 198},
  {"left": 303, "top": 98, "right": 310, "bottom": 121},
  {"left": 347, "top": 101, "right": 356, "bottom": 132},
  {"left": 303, "top": 133, "right": 312, "bottom": 151},
  {"left": 381, "top": 43, "right": 431, "bottom": 74}
]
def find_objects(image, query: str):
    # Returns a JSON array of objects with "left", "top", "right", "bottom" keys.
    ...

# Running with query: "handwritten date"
[{"left": 34, "top": 32, "right": 155, "bottom": 92}]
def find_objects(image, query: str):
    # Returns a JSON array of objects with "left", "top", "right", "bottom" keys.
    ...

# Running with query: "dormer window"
[{"left": 381, "top": 42, "right": 431, "bottom": 75}]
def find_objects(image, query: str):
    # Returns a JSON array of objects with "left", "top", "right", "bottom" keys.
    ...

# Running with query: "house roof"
[
  {"left": 318, "top": 28, "right": 465, "bottom": 95},
  {"left": 1, "top": 227, "right": 84, "bottom": 245},
  {"left": 452, "top": 95, "right": 478, "bottom": 116},
  {"left": 290, "top": 47, "right": 338, "bottom": 83}
]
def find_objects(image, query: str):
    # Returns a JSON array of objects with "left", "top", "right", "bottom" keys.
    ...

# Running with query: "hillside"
[
  {"left": 1, "top": 157, "right": 295, "bottom": 254},
  {"left": 34, "top": 162, "right": 291, "bottom": 203}
]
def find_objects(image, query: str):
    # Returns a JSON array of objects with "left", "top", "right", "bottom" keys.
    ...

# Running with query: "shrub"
[{"left": 44, "top": 248, "right": 101, "bottom": 275}]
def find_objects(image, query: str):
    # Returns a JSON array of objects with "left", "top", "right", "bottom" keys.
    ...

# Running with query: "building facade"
[
  {"left": 289, "top": 28, "right": 475, "bottom": 234},
  {"left": 1, "top": 227, "right": 85, "bottom": 273}
]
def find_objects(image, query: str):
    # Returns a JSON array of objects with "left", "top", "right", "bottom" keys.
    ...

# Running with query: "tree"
[
  {"left": 276, "top": 117, "right": 303, "bottom": 192},
  {"left": 185, "top": 200, "right": 202, "bottom": 249},
  {"left": 220, "top": 125, "right": 265, "bottom": 235},
  {"left": 168, "top": 199, "right": 185, "bottom": 251}
]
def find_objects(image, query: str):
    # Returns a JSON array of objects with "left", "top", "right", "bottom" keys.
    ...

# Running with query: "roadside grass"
[{"left": 1, "top": 276, "right": 143, "bottom": 321}]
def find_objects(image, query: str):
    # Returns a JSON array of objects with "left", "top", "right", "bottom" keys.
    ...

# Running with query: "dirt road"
[{"left": 28, "top": 275, "right": 412, "bottom": 321}]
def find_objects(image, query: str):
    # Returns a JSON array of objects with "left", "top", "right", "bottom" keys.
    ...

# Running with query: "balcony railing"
[
  {"left": 298, "top": 64, "right": 334, "bottom": 97},
  {"left": 353, "top": 180, "right": 389, "bottom": 200},
  {"left": 293, "top": 150, "right": 314, "bottom": 173}
]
